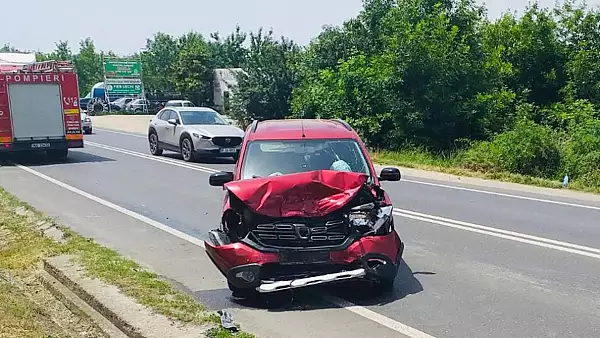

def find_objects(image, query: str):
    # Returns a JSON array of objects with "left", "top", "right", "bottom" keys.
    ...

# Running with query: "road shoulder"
[{"left": 0, "top": 178, "right": 251, "bottom": 338}]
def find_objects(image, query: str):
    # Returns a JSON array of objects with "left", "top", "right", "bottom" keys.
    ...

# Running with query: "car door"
[
  {"left": 152, "top": 109, "right": 171, "bottom": 144},
  {"left": 163, "top": 110, "right": 181, "bottom": 146},
  {"left": 172, "top": 110, "right": 186, "bottom": 147}
]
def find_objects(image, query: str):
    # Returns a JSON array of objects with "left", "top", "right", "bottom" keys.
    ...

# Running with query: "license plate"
[
  {"left": 279, "top": 250, "right": 330, "bottom": 264},
  {"left": 31, "top": 143, "right": 51, "bottom": 148},
  {"left": 220, "top": 147, "right": 237, "bottom": 153}
]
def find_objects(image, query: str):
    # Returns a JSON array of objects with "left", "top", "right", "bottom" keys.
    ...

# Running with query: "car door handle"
[{"left": 165, "top": 127, "right": 170, "bottom": 130}]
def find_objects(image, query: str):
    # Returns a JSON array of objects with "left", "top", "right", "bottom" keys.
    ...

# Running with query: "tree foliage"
[
  {"left": 229, "top": 29, "right": 301, "bottom": 125},
  {"left": 11, "top": 0, "right": 600, "bottom": 187}
]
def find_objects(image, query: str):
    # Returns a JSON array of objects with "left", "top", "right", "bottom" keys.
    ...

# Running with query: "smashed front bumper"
[{"left": 204, "top": 231, "right": 404, "bottom": 293}]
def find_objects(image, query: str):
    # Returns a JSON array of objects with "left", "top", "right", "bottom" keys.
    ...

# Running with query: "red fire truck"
[{"left": 0, "top": 60, "right": 84, "bottom": 159}]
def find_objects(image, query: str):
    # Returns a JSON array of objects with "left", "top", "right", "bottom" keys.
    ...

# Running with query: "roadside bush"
[
  {"left": 541, "top": 100, "right": 597, "bottom": 130},
  {"left": 562, "top": 119, "right": 600, "bottom": 187},
  {"left": 461, "top": 119, "right": 562, "bottom": 178},
  {"left": 459, "top": 140, "right": 499, "bottom": 172}
]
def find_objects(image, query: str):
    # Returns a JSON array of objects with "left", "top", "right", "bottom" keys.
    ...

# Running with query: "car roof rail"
[
  {"left": 250, "top": 119, "right": 260, "bottom": 133},
  {"left": 332, "top": 118, "right": 352, "bottom": 131}
]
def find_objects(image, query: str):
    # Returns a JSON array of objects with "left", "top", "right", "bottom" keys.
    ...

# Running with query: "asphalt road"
[{"left": 1, "top": 128, "right": 599, "bottom": 338}]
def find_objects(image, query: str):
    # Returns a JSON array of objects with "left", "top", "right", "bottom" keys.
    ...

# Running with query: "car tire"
[
  {"left": 46, "top": 149, "right": 68, "bottom": 160},
  {"left": 180, "top": 136, "right": 195, "bottom": 162},
  {"left": 148, "top": 131, "right": 163, "bottom": 156}
]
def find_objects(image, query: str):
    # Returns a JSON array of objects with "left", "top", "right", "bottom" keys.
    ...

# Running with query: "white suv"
[{"left": 147, "top": 107, "right": 244, "bottom": 162}]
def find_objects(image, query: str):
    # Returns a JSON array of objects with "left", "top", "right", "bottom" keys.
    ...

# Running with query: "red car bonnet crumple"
[{"left": 224, "top": 170, "right": 370, "bottom": 218}]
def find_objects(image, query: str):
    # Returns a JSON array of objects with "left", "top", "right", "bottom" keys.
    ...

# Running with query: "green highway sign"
[
  {"left": 105, "top": 82, "right": 142, "bottom": 95},
  {"left": 103, "top": 59, "right": 141, "bottom": 78}
]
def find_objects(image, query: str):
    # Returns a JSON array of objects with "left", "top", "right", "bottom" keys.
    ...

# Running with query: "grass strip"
[
  {"left": 371, "top": 149, "right": 600, "bottom": 194},
  {"left": 0, "top": 187, "right": 254, "bottom": 338}
]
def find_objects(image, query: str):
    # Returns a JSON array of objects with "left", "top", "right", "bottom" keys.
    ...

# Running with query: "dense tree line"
[{"left": 3, "top": 0, "right": 600, "bottom": 189}]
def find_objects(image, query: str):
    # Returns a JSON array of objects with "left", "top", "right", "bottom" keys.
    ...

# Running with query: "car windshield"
[
  {"left": 182, "top": 101, "right": 194, "bottom": 107},
  {"left": 240, "top": 139, "right": 372, "bottom": 180},
  {"left": 180, "top": 110, "right": 227, "bottom": 125}
]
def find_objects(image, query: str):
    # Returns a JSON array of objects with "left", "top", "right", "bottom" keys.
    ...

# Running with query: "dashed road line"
[{"left": 393, "top": 209, "right": 600, "bottom": 260}]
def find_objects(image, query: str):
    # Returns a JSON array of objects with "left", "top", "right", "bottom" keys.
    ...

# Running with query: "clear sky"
[{"left": 1, "top": 0, "right": 598, "bottom": 55}]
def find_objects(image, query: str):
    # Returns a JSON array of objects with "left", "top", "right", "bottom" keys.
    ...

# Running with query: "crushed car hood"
[{"left": 224, "top": 170, "right": 370, "bottom": 218}]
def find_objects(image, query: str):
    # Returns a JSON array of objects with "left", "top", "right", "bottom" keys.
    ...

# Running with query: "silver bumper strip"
[{"left": 257, "top": 268, "right": 366, "bottom": 293}]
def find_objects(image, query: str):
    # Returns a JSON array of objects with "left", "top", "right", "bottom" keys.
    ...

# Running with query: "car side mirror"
[
  {"left": 167, "top": 118, "right": 179, "bottom": 125},
  {"left": 379, "top": 167, "right": 401, "bottom": 181},
  {"left": 209, "top": 171, "right": 234, "bottom": 186}
]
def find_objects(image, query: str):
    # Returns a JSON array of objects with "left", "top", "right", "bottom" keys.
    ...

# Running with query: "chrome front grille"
[{"left": 250, "top": 219, "right": 348, "bottom": 248}]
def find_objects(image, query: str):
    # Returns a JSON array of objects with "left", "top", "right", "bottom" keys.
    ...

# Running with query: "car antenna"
[{"left": 301, "top": 119, "right": 306, "bottom": 138}]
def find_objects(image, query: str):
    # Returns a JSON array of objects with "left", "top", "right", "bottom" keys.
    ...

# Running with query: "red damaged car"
[{"left": 205, "top": 119, "right": 404, "bottom": 297}]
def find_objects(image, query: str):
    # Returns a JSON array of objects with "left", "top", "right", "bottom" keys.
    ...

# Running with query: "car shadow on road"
[
  {"left": 325, "top": 259, "right": 433, "bottom": 307},
  {"left": 193, "top": 258, "right": 433, "bottom": 313},
  {"left": 162, "top": 153, "right": 236, "bottom": 165},
  {"left": 0, "top": 150, "right": 115, "bottom": 167}
]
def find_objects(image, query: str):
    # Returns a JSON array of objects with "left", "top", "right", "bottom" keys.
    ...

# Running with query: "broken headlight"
[{"left": 348, "top": 203, "right": 394, "bottom": 236}]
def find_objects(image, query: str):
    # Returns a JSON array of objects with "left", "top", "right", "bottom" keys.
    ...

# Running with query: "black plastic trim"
[
  {"left": 240, "top": 232, "right": 362, "bottom": 253},
  {"left": 0, "top": 139, "right": 70, "bottom": 152},
  {"left": 227, "top": 264, "right": 262, "bottom": 288}
]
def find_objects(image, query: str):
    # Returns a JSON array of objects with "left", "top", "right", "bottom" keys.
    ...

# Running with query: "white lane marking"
[
  {"left": 94, "top": 128, "right": 147, "bottom": 138},
  {"left": 94, "top": 128, "right": 600, "bottom": 211},
  {"left": 12, "top": 162, "right": 207, "bottom": 248},
  {"left": 320, "top": 294, "right": 435, "bottom": 338},
  {"left": 12, "top": 163, "right": 435, "bottom": 338},
  {"left": 393, "top": 210, "right": 600, "bottom": 260},
  {"left": 400, "top": 179, "right": 600, "bottom": 211},
  {"left": 83, "top": 141, "right": 600, "bottom": 259},
  {"left": 395, "top": 208, "right": 600, "bottom": 254},
  {"left": 86, "top": 141, "right": 220, "bottom": 174}
]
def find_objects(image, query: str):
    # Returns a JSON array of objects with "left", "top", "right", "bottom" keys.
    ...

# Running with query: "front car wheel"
[
  {"left": 180, "top": 137, "right": 195, "bottom": 162},
  {"left": 148, "top": 132, "right": 163, "bottom": 156}
]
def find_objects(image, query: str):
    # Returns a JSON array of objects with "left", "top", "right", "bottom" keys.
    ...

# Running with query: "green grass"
[
  {"left": 0, "top": 278, "right": 77, "bottom": 338},
  {"left": 0, "top": 187, "right": 255, "bottom": 338},
  {"left": 370, "top": 148, "right": 600, "bottom": 194},
  {"left": 206, "top": 327, "right": 257, "bottom": 338}
]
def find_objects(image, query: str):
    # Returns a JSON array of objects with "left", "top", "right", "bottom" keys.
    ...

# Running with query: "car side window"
[
  {"left": 168, "top": 110, "right": 180, "bottom": 122},
  {"left": 158, "top": 110, "right": 170, "bottom": 121}
]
